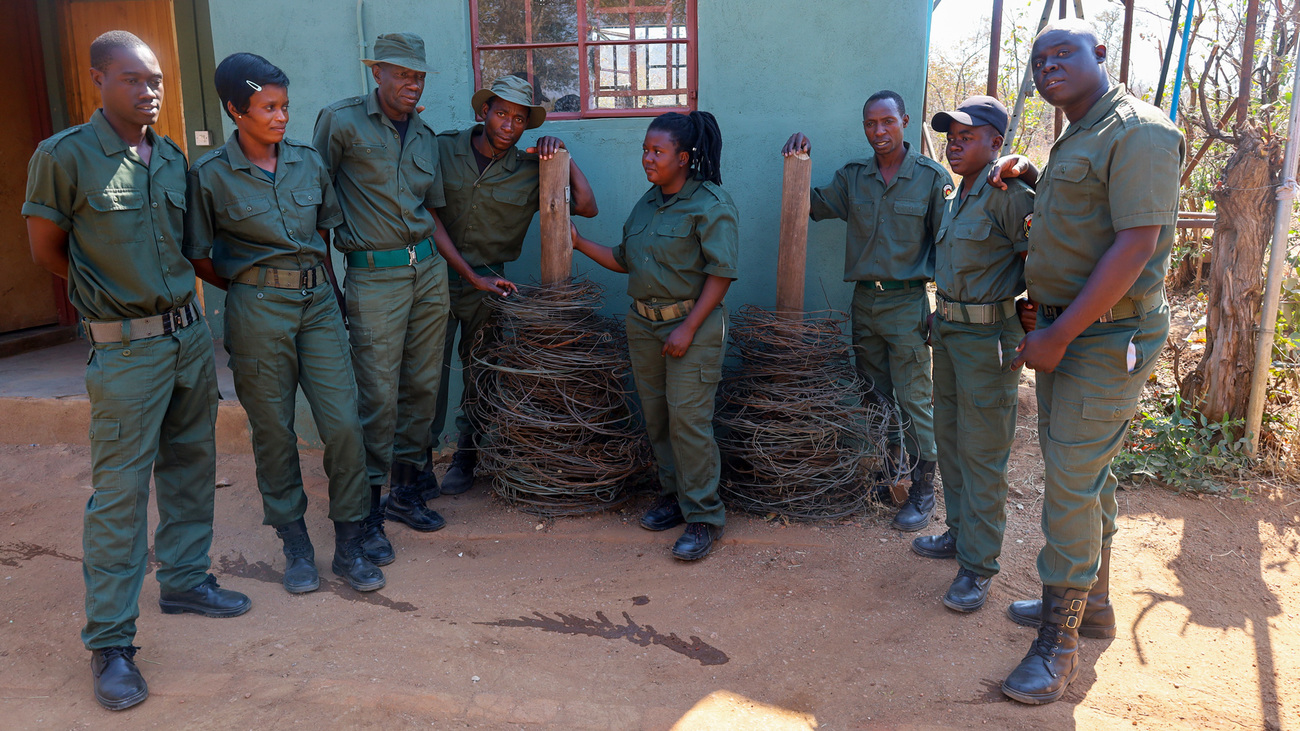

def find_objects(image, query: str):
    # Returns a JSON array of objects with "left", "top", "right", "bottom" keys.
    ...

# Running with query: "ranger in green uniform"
[
  {"left": 313, "top": 33, "right": 512, "bottom": 564},
  {"left": 423, "top": 75, "right": 598, "bottom": 496},
  {"left": 989, "top": 20, "right": 1185, "bottom": 704},
  {"left": 912, "top": 96, "right": 1034, "bottom": 614},
  {"left": 185, "top": 53, "right": 384, "bottom": 595},
  {"left": 783, "top": 91, "right": 952, "bottom": 532},
  {"left": 572, "top": 111, "right": 738, "bottom": 561},
  {"left": 23, "top": 31, "right": 250, "bottom": 711}
]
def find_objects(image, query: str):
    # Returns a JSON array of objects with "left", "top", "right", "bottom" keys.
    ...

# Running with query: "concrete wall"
[{"left": 204, "top": 0, "right": 932, "bottom": 443}]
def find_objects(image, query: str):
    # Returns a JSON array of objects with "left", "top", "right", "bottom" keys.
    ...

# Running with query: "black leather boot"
[
  {"left": 911, "top": 528, "right": 957, "bottom": 559},
  {"left": 1001, "top": 585, "right": 1088, "bottom": 704},
  {"left": 1006, "top": 547, "right": 1116, "bottom": 638},
  {"left": 640, "top": 494, "right": 685, "bottom": 531},
  {"left": 158, "top": 574, "right": 251, "bottom": 617},
  {"left": 386, "top": 461, "right": 447, "bottom": 531},
  {"left": 91, "top": 645, "right": 148, "bottom": 710},
  {"left": 361, "top": 485, "right": 395, "bottom": 566},
  {"left": 331, "top": 520, "right": 386, "bottom": 592},
  {"left": 440, "top": 433, "right": 477, "bottom": 495},
  {"left": 273, "top": 517, "right": 319, "bottom": 594},
  {"left": 416, "top": 446, "right": 440, "bottom": 501},
  {"left": 943, "top": 567, "right": 992, "bottom": 612},
  {"left": 671, "top": 523, "right": 722, "bottom": 561},
  {"left": 891, "top": 459, "right": 936, "bottom": 532}
]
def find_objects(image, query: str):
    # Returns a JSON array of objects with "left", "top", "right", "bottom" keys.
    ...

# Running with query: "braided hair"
[{"left": 647, "top": 110, "right": 723, "bottom": 185}]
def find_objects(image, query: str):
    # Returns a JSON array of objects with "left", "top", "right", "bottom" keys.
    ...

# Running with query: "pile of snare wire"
[
  {"left": 714, "top": 305, "right": 903, "bottom": 520},
  {"left": 471, "top": 278, "right": 651, "bottom": 516}
]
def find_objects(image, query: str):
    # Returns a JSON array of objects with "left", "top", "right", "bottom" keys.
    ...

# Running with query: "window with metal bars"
[{"left": 470, "top": 0, "right": 696, "bottom": 119}]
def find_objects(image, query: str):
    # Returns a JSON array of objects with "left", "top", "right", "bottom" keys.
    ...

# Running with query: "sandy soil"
[{"left": 1, "top": 379, "right": 1297, "bottom": 729}]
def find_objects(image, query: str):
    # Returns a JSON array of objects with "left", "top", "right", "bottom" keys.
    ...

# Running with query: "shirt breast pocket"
[
  {"left": 891, "top": 198, "right": 929, "bottom": 242},
  {"left": 291, "top": 187, "right": 323, "bottom": 231},
  {"left": 849, "top": 198, "right": 877, "bottom": 241},
  {"left": 348, "top": 140, "right": 391, "bottom": 183},
  {"left": 85, "top": 188, "right": 145, "bottom": 242},
  {"left": 952, "top": 220, "right": 993, "bottom": 275},
  {"left": 223, "top": 195, "right": 273, "bottom": 238},
  {"left": 491, "top": 186, "right": 531, "bottom": 208},
  {"left": 1047, "top": 158, "right": 1098, "bottom": 216}
]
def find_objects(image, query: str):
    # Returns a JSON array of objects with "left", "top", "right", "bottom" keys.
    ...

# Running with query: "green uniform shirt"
[
  {"left": 934, "top": 162, "right": 1035, "bottom": 304},
  {"left": 435, "top": 126, "right": 542, "bottom": 268},
  {"left": 183, "top": 132, "right": 343, "bottom": 279},
  {"left": 1024, "top": 84, "right": 1186, "bottom": 307},
  {"left": 22, "top": 110, "right": 195, "bottom": 321},
  {"left": 809, "top": 143, "right": 951, "bottom": 282},
  {"left": 612, "top": 178, "right": 739, "bottom": 301},
  {"left": 312, "top": 91, "right": 445, "bottom": 252}
]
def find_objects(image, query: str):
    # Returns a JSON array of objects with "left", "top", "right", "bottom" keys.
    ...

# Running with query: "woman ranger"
[
  {"left": 183, "top": 53, "right": 383, "bottom": 593},
  {"left": 571, "top": 111, "right": 738, "bottom": 561}
]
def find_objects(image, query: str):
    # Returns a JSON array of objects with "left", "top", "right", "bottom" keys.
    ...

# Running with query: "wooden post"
[
  {"left": 1238, "top": 0, "right": 1260, "bottom": 129},
  {"left": 539, "top": 149, "right": 572, "bottom": 284},
  {"left": 1119, "top": 0, "right": 1134, "bottom": 84},
  {"left": 987, "top": 0, "right": 1004, "bottom": 97},
  {"left": 775, "top": 152, "right": 812, "bottom": 319}
]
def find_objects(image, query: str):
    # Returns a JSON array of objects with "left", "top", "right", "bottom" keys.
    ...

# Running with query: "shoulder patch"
[
  {"left": 943, "top": 183, "right": 955, "bottom": 199},
  {"left": 1023, "top": 212, "right": 1033, "bottom": 239}
]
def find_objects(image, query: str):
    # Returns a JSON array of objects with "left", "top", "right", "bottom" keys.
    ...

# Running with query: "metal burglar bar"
[{"left": 469, "top": 0, "right": 697, "bottom": 119}]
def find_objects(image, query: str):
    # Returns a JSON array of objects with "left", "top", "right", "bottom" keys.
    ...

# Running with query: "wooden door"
[
  {"left": 0, "top": 0, "right": 60, "bottom": 333},
  {"left": 58, "top": 0, "right": 188, "bottom": 157}
]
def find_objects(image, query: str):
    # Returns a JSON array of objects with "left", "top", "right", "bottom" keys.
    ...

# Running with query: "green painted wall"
[{"left": 204, "top": 0, "right": 933, "bottom": 445}]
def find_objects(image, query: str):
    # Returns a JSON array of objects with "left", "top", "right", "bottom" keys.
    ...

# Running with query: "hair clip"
[{"left": 246, "top": 79, "right": 262, "bottom": 91}]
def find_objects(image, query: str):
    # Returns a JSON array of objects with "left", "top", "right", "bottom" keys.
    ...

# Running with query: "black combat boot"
[
  {"left": 891, "top": 459, "right": 936, "bottom": 532},
  {"left": 439, "top": 432, "right": 477, "bottom": 495},
  {"left": 273, "top": 517, "right": 319, "bottom": 594},
  {"left": 331, "top": 520, "right": 386, "bottom": 592},
  {"left": 361, "top": 485, "right": 395, "bottom": 566},
  {"left": 90, "top": 645, "right": 148, "bottom": 710},
  {"left": 386, "top": 461, "right": 447, "bottom": 531},
  {"left": 943, "top": 567, "right": 993, "bottom": 612},
  {"left": 158, "top": 575, "right": 251, "bottom": 617},
  {"left": 639, "top": 494, "right": 685, "bottom": 531},
  {"left": 416, "top": 446, "right": 440, "bottom": 501},
  {"left": 911, "top": 528, "right": 957, "bottom": 559},
  {"left": 671, "top": 523, "right": 722, "bottom": 561},
  {"left": 1006, "top": 547, "right": 1116, "bottom": 638},
  {"left": 1001, "top": 585, "right": 1088, "bottom": 704}
]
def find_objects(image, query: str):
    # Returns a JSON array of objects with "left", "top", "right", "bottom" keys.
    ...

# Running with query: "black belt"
[{"left": 84, "top": 301, "right": 201, "bottom": 344}]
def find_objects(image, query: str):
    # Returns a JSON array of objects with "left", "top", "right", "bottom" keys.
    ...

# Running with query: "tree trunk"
[{"left": 1181, "top": 122, "right": 1281, "bottom": 422}]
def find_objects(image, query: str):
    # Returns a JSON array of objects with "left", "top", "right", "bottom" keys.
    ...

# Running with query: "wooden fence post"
[
  {"left": 775, "top": 152, "right": 812, "bottom": 318},
  {"left": 539, "top": 149, "right": 572, "bottom": 284}
]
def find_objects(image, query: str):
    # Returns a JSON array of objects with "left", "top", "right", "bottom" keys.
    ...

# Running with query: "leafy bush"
[{"left": 1115, "top": 392, "right": 1252, "bottom": 494}]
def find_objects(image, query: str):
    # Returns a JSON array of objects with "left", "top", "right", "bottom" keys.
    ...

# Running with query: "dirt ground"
[{"left": 1, "top": 375, "right": 1298, "bottom": 730}]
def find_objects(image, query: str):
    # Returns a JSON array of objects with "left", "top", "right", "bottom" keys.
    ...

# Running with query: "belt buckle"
[
  {"left": 407, "top": 245, "right": 419, "bottom": 266},
  {"left": 874, "top": 281, "right": 885, "bottom": 291},
  {"left": 300, "top": 269, "right": 312, "bottom": 289}
]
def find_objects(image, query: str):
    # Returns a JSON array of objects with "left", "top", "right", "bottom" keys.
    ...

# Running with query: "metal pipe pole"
[
  {"left": 1168, "top": 0, "right": 1196, "bottom": 123},
  {"left": 1001, "top": 0, "right": 1057, "bottom": 155},
  {"left": 1245, "top": 46, "right": 1300, "bottom": 456},
  {"left": 1054, "top": 0, "right": 1067, "bottom": 138},
  {"left": 988, "top": 0, "right": 1005, "bottom": 97}
]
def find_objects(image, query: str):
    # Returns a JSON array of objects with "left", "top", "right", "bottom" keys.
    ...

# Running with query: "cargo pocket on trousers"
[
  {"left": 1043, "top": 394, "right": 1140, "bottom": 479},
  {"left": 959, "top": 386, "right": 1016, "bottom": 445},
  {"left": 89, "top": 418, "right": 120, "bottom": 443}
]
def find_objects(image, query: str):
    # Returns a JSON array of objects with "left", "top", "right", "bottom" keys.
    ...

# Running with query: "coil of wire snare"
[
  {"left": 471, "top": 278, "right": 651, "bottom": 516},
  {"left": 715, "top": 305, "right": 901, "bottom": 520}
]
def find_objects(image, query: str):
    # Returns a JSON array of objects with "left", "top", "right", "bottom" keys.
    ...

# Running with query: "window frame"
[{"left": 468, "top": 0, "right": 698, "bottom": 120}]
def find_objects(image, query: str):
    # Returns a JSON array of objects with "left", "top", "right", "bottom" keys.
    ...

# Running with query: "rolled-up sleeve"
[
  {"left": 1108, "top": 123, "right": 1185, "bottom": 231},
  {"left": 699, "top": 203, "right": 739, "bottom": 280},
  {"left": 22, "top": 149, "right": 75, "bottom": 231}
]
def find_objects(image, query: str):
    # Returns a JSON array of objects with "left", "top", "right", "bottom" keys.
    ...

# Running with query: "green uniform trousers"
[
  {"left": 429, "top": 263, "right": 504, "bottom": 444},
  {"left": 1036, "top": 306, "right": 1170, "bottom": 589},
  {"left": 83, "top": 319, "right": 218, "bottom": 650},
  {"left": 932, "top": 314, "right": 1023, "bottom": 577},
  {"left": 850, "top": 283, "right": 937, "bottom": 462},
  {"left": 347, "top": 253, "right": 449, "bottom": 480},
  {"left": 225, "top": 280, "right": 368, "bottom": 525},
  {"left": 626, "top": 306, "right": 726, "bottom": 527}
]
